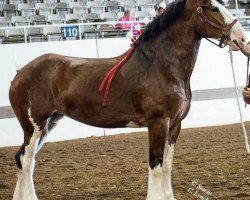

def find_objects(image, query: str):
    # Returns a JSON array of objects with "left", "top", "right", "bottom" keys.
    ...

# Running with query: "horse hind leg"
[
  {"left": 13, "top": 110, "right": 63, "bottom": 200},
  {"left": 13, "top": 109, "right": 44, "bottom": 200}
]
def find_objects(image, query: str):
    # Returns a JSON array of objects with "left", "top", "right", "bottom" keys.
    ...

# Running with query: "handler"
[{"left": 241, "top": 41, "right": 250, "bottom": 104}]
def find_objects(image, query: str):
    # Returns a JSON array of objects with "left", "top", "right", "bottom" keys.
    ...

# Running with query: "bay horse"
[{"left": 9, "top": 0, "right": 247, "bottom": 199}]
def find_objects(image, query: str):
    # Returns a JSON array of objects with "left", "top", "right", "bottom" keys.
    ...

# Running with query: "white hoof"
[{"left": 146, "top": 196, "right": 176, "bottom": 200}]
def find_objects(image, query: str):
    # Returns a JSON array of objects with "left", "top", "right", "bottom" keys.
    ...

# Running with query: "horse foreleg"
[
  {"left": 161, "top": 123, "right": 181, "bottom": 200},
  {"left": 146, "top": 117, "right": 175, "bottom": 200},
  {"left": 162, "top": 143, "right": 175, "bottom": 200}
]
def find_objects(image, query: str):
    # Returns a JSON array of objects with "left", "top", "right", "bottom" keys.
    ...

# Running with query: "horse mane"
[{"left": 139, "top": 0, "right": 186, "bottom": 43}]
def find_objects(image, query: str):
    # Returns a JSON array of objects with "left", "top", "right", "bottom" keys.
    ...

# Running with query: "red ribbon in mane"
[
  {"left": 99, "top": 30, "right": 142, "bottom": 107},
  {"left": 98, "top": 45, "right": 135, "bottom": 107}
]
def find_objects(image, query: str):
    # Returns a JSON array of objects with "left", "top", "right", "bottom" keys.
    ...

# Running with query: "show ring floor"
[{"left": 0, "top": 123, "right": 249, "bottom": 200}]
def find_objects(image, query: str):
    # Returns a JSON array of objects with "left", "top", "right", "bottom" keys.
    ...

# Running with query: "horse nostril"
[{"left": 242, "top": 37, "right": 246, "bottom": 43}]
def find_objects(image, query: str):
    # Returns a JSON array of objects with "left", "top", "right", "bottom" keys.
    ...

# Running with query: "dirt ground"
[{"left": 0, "top": 123, "right": 250, "bottom": 200}]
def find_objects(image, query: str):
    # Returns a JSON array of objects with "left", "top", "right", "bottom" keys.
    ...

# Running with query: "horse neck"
[{"left": 138, "top": 18, "right": 201, "bottom": 81}]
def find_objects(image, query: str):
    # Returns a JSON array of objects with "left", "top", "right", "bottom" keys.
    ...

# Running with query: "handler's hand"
[
  {"left": 243, "top": 88, "right": 250, "bottom": 104},
  {"left": 241, "top": 41, "right": 250, "bottom": 57}
]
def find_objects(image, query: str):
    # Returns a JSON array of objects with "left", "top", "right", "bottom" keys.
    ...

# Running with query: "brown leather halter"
[{"left": 194, "top": 0, "right": 237, "bottom": 48}]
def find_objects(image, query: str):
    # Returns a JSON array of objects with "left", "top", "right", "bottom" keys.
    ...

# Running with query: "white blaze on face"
[
  {"left": 211, "top": 0, "right": 247, "bottom": 49},
  {"left": 211, "top": 0, "right": 234, "bottom": 24}
]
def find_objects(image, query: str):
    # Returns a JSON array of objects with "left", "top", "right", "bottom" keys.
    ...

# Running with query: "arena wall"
[{"left": 1, "top": 35, "right": 250, "bottom": 147}]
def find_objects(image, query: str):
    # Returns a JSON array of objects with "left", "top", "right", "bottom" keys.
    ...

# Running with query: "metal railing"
[
  {"left": 0, "top": 20, "right": 147, "bottom": 44},
  {"left": 1, "top": 14, "right": 250, "bottom": 44}
]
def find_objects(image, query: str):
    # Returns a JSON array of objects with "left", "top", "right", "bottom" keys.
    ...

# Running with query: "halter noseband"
[{"left": 194, "top": 0, "right": 237, "bottom": 48}]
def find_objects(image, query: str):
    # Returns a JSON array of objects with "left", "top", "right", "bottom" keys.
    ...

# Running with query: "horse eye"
[{"left": 211, "top": 6, "right": 219, "bottom": 12}]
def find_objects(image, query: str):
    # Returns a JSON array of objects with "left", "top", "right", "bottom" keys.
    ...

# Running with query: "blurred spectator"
[
  {"left": 115, "top": 10, "right": 141, "bottom": 36},
  {"left": 158, "top": 1, "right": 166, "bottom": 15}
]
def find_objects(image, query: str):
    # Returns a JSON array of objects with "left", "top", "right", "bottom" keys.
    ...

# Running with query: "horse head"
[{"left": 191, "top": 0, "right": 247, "bottom": 50}]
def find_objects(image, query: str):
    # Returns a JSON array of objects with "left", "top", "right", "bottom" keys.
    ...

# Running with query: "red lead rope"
[{"left": 99, "top": 46, "right": 135, "bottom": 107}]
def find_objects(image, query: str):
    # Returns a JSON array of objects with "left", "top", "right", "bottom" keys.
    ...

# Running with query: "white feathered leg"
[
  {"left": 146, "top": 143, "right": 176, "bottom": 200},
  {"left": 13, "top": 111, "right": 42, "bottom": 200}
]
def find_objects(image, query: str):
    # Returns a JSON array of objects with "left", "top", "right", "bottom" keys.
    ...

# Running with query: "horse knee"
[{"left": 147, "top": 117, "right": 170, "bottom": 169}]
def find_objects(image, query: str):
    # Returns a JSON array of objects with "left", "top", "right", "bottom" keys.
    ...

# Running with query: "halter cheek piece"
[{"left": 194, "top": 0, "right": 237, "bottom": 48}]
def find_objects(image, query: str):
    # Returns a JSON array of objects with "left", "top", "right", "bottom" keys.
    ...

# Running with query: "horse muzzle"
[
  {"left": 240, "top": 41, "right": 250, "bottom": 57},
  {"left": 228, "top": 21, "right": 247, "bottom": 51},
  {"left": 228, "top": 37, "right": 246, "bottom": 51}
]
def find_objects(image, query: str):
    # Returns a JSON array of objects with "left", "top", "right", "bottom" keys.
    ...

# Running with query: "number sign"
[{"left": 61, "top": 26, "right": 79, "bottom": 38}]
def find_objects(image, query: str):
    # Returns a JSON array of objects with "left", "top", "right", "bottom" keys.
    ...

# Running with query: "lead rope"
[
  {"left": 229, "top": 50, "right": 250, "bottom": 154},
  {"left": 245, "top": 58, "right": 250, "bottom": 108}
]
